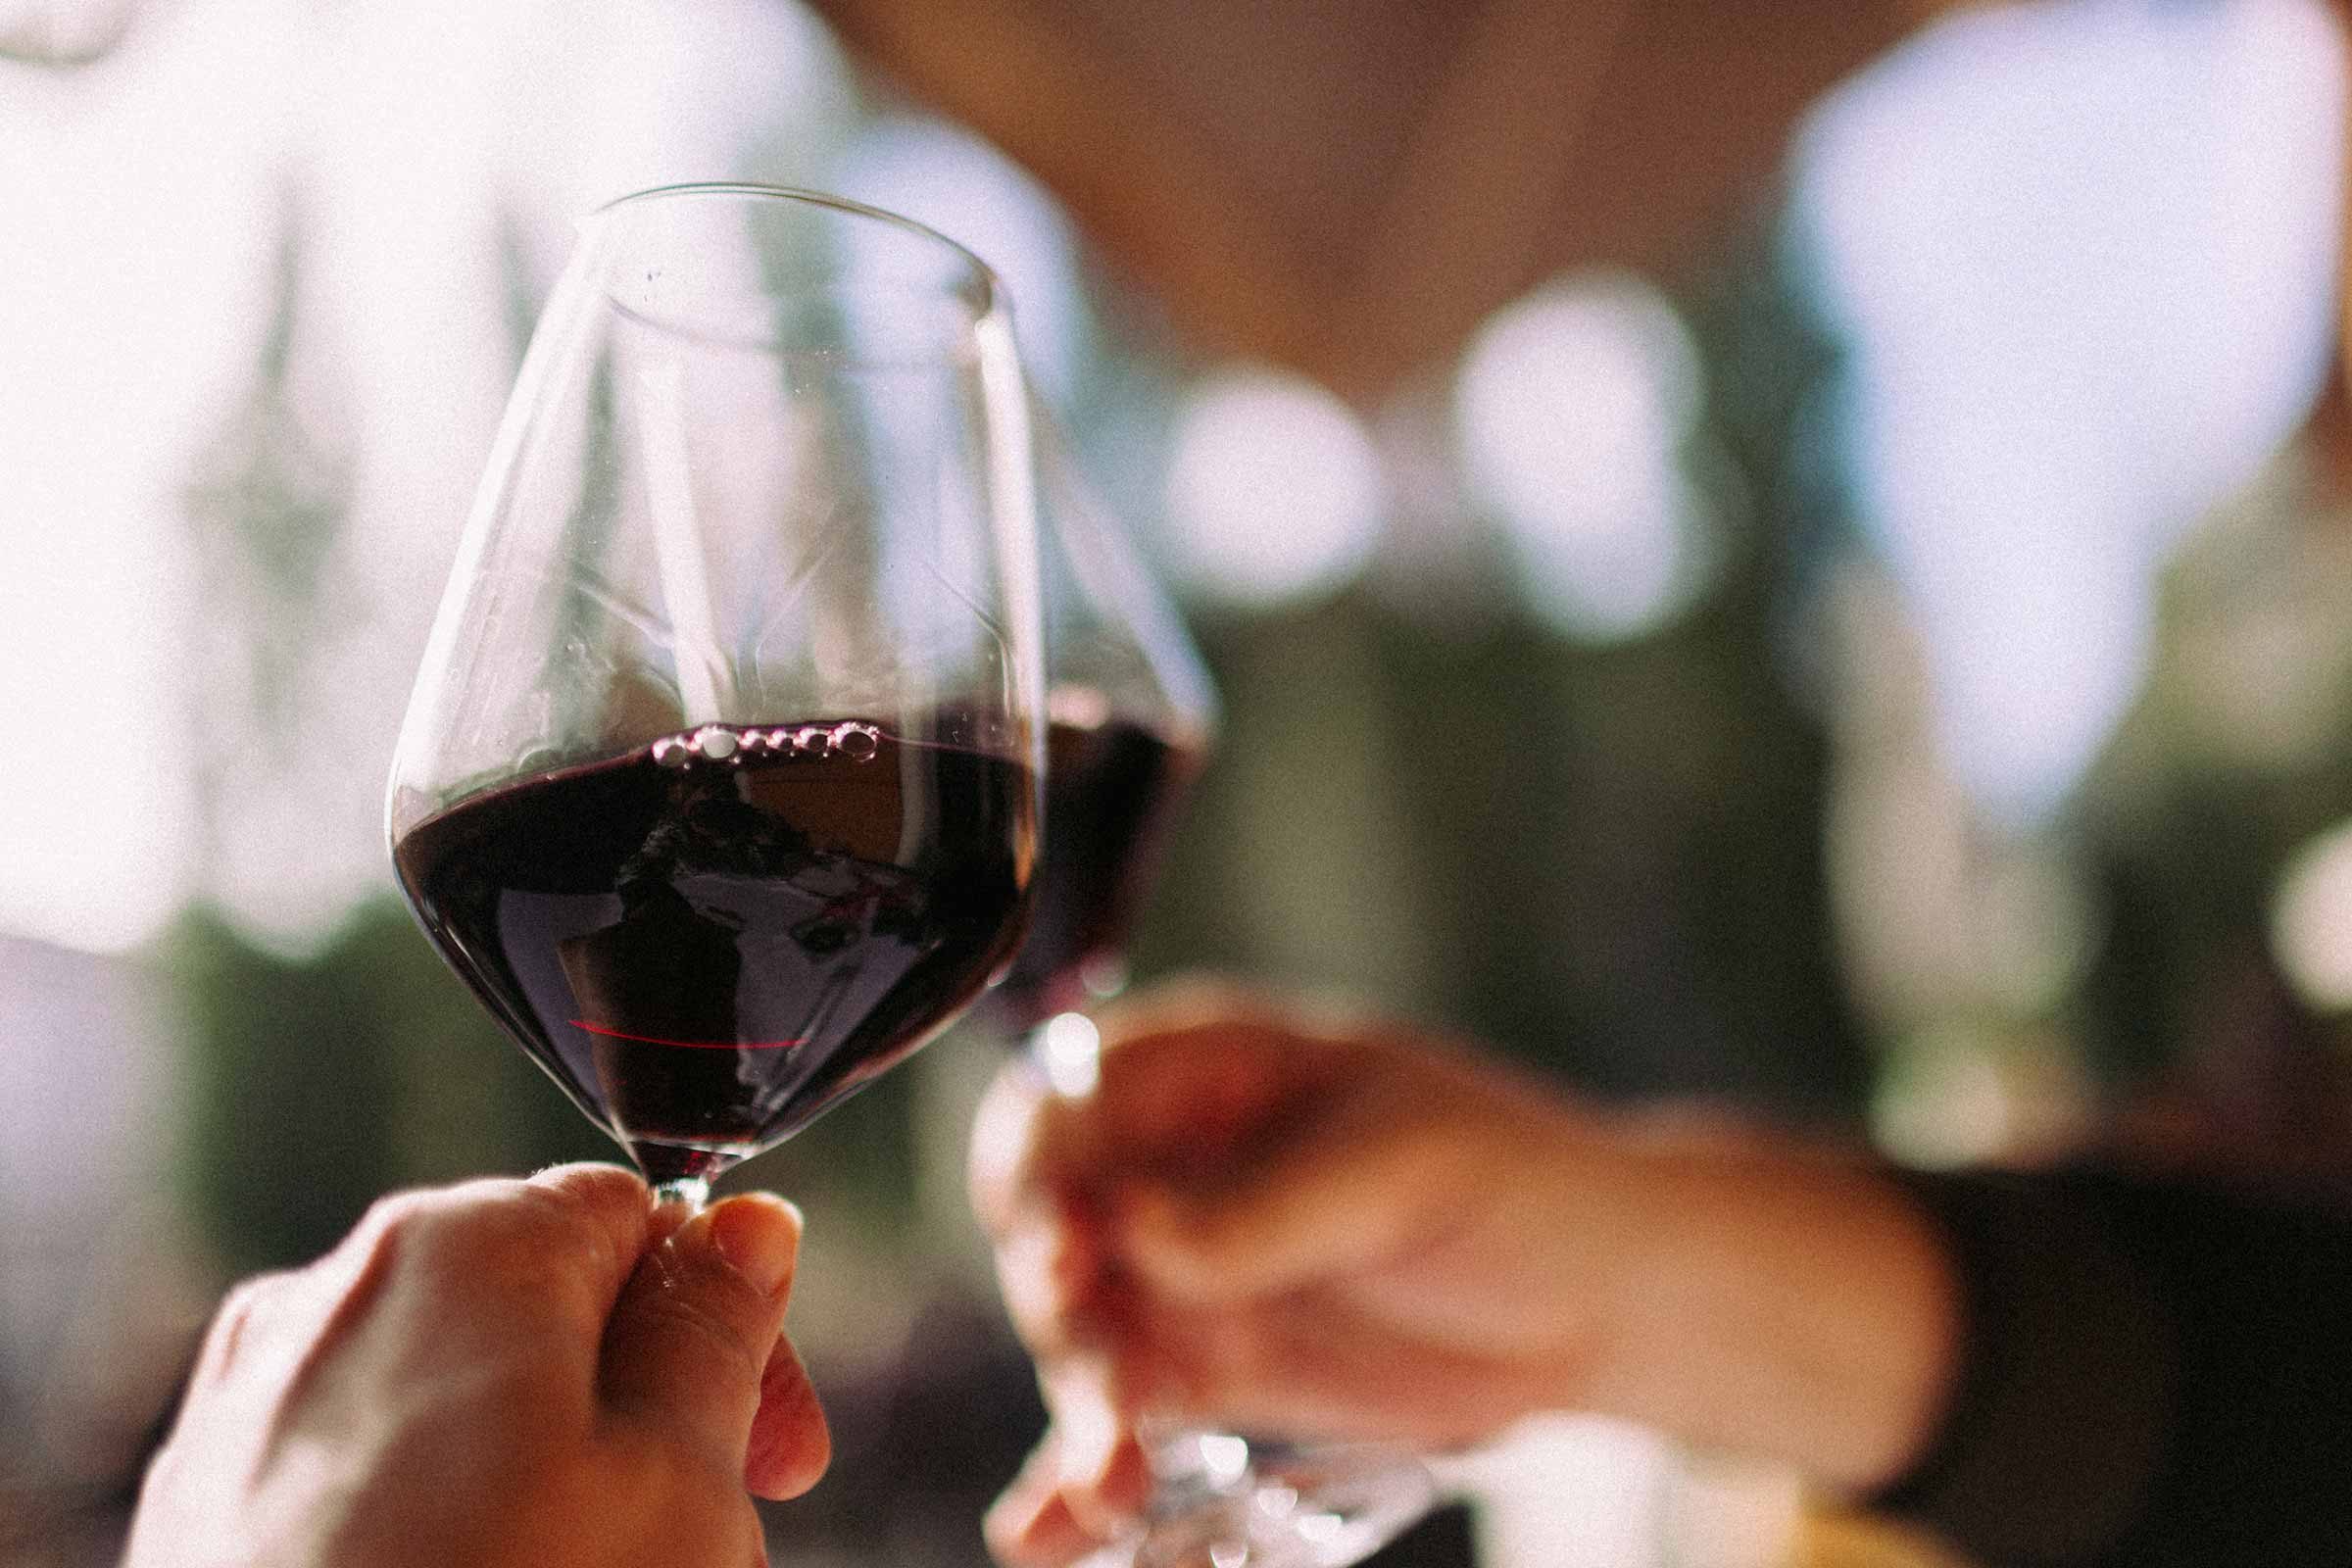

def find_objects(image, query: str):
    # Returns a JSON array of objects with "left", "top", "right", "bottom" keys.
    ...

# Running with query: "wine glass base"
[{"left": 1082, "top": 1441, "right": 1438, "bottom": 1568}]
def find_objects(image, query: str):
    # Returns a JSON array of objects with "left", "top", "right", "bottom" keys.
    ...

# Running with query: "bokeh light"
[
  {"left": 2272, "top": 820, "right": 2352, "bottom": 1011},
  {"left": 1451, "top": 270, "right": 1718, "bottom": 644},
  {"left": 1159, "top": 365, "right": 1386, "bottom": 612}
]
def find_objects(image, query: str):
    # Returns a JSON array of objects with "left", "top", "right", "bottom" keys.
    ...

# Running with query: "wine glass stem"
[{"left": 652, "top": 1175, "right": 711, "bottom": 1213}]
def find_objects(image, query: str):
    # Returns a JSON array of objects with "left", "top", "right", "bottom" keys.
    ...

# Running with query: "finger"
[
  {"left": 372, "top": 1164, "right": 656, "bottom": 1333},
  {"left": 599, "top": 1193, "right": 803, "bottom": 1477},
  {"left": 1038, "top": 1365, "right": 1153, "bottom": 1533},
  {"left": 985, "top": 1436, "right": 1118, "bottom": 1568},
  {"left": 744, "top": 1330, "right": 830, "bottom": 1499},
  {"left": 992, "top": 1196, "right": 1125, "bottom": 1364},
  {"left": 970, "top": 990, "right": 1335, "bottom": 1241},
  {"left": 1087, "top": 992, "right": 1323, "bottom": 1162},
  {"left": 522, "top": 1161, "right": 665, "bottom": 1322}
]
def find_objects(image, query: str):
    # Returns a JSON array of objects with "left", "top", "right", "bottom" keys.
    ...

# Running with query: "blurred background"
[{"left": 3, "top": 0, "right": 2348, "bottom": 1563}]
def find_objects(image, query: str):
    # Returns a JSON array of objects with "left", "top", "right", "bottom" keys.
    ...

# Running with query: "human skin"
[
  {"left": 970, "top": 983, "right": 1959, "bottom": 1567},
  {"left": 123, "top": 1163, "right": 830, "bottom": 1568}
]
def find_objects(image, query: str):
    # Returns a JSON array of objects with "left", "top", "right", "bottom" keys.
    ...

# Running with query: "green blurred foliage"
[{"left": 167, "top": 897, "right": 608, "bottom": 1275}]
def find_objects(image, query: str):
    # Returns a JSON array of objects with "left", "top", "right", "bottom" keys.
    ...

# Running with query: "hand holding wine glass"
[
  {"left": 972, "top": 983, "right": 1966, "bottom": 1568},
  {"left": 134, "top": 182, "right": 1045, "bottom": 1568},
  {"left": 125, "top": 1165, "right": 828, "bottom": 1568}
]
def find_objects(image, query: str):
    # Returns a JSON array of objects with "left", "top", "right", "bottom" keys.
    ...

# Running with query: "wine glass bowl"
[{"left": 387, "top": 184, "right": 1044, "bottom": 1208}]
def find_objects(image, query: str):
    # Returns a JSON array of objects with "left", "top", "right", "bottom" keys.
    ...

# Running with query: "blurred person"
[
  {"left": 121, "top": 1163, "right": 830, "bottom": 1568},
  {"left": 973, "top": 982, "right": 2352, "bottom": 1566}
]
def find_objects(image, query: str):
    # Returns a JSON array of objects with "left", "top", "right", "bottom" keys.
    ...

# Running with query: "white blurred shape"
[
  {"left": 493, "top": 0, "right": 849, "bottom": 286},
  {"left": 1161, "top": 367, "right": 1384, "bottom": 611},
  {"left": 0, "top": 0, "right": 300, "bottom": 952},
  {"left": 1453, "top": 271, "right": 1715, "bottom": 643},
  {"left": 1444, "top": 1414, "right": 1674, "bottom": 1568},
  {"left": 1793, "top": 0, "right": 2345, "bottom": 831},
  {"left": 2271, "top": 821, "right": 2352, "bottom": 1010},
  {"left": 199, "top": 0, "right": 840, "bottom": 952},
  {"left": 1038, "top": 1010, "right": 1102, "bottom": 1098},
  {"left": 0, "top": 938, "right": 172, "bottom": 1410},
  {"left": 1197, "top": 1432, "right": 1251, "bottom": 1488},
  {"left": 828, "top": 117, "right": 1093, "bottom": 407},
  {"left": 0, "top": 0, "right": 857, "bottom": 954}
]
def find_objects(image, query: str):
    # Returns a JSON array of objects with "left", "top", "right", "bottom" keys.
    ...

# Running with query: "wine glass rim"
[{"left": 589, "top": 180, "right": 1005, "bottom": 302}]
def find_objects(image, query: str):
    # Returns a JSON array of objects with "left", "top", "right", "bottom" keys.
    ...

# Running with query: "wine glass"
[
  {"left": 972, "top": 418, "right": 1437, "bottom": 1568},
  {"left": 386, "top": 183, "right": 1044, "bottom": 1214}
]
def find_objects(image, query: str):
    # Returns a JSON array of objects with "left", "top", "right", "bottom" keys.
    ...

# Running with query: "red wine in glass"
[
  {"left": 393, "top": 720, "right": 1032, "bottom": 1187},
  {"left": 970, "top": 701, "right": 1205, "bottom": 1036}
]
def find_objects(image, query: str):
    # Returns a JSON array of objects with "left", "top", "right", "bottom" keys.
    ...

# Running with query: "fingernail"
[{"left": 704, "top": 1195, "right": 803, "bottom": 1299}]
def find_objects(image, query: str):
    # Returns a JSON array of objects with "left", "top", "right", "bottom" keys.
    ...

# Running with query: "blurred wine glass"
[{"left": 974, "top": 419, "right": 1437, "bottom": 1568}]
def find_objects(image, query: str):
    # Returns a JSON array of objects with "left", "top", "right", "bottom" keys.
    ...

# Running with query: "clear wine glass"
[
  {"left": 973, "top": 418, "right": 1437, "bottom": 1568},
  {"left": 385, "top": 183, "right": 1045, "bottom": 1214}
]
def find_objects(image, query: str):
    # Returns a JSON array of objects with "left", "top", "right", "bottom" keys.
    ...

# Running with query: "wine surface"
[
  {"left": 971, "top": 713, "right": 1202, "bottom": 1034},
  {"left": 393, "top": 721, "right": 1033, "bottom": 1182}
]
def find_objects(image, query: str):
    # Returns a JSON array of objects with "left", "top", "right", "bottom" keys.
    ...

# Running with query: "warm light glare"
[
  {"left": 1870, "top": 1027, "right": 2026, "bottom": 1170},
  {"left": 1794, "top": 0, "right": 2345, "bottom": 830},
  {"left": 0, "top": 0, "right": 852, "bottom": 954},
  {"left": 1161, "top": 367, "right": 1384, "bottom": 611},
  {"left": 0, "top": 0, "right": 296, "bottom": 951}
]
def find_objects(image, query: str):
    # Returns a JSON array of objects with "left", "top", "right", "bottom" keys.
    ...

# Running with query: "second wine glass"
[{"left": 976, "top": 421, "right": 1436, "bottom": 1568}]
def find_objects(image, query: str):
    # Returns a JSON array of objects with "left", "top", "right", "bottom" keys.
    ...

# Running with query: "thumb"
[{"left": 600, "top": 1194, "right": 807, "bottom": 1476}]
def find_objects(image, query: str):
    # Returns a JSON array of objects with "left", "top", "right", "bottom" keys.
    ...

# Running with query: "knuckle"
[
  {"left": 385, "top": 1177, "right": 611, "bottom": 1277},
  {"left": 357, "top": 1185, "right": 450, "bottom": 1238},
  {"left": 346, "top": 1186, "right": 477, "bottom": 1271},
  {"left": 196, "top": 1271, "right": 289, "bottom": 1379},
  {"left": 508, "top": 1175, "right": 635, "bottom": 1273}
]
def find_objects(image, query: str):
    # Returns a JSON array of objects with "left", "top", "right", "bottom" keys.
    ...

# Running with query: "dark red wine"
[
  {"left": 970, "top": 710, "right": 1203, "bottom": 1034},
  {"left": 393, "top": 721, "right": 1033, "bottom": 1183}
]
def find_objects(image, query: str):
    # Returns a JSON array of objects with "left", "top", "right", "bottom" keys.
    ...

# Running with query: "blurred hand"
[
  {"left": 971, "top": 983, "right": 1958, "bottom": 1567},
  {"left": 125, "top": 1164, "right": 830, "bottom": 1568}
]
